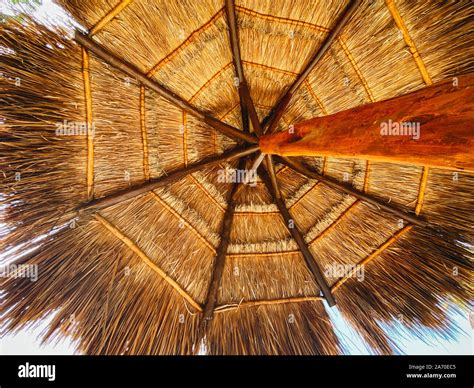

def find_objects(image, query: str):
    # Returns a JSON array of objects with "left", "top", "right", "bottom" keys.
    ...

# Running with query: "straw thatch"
[{"left": 1, "top": 0, "right": 473, "bottom": 355}]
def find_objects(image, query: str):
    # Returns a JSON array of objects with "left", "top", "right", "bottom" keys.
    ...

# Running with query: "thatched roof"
[{"left": 1, "top": 0, "right": 472, "bottom": 355}]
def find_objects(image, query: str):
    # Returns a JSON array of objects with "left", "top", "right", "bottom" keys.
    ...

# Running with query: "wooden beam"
[
  {"left": 240, "top": 83, "right": 262, "bottom": 136},
  {"left": 260, "top": 74, "right": 474, "bottom": 171},
  {"left": 201, "top": 159, "right": 243, "bottom": 323},
  {"left": 81, "top": 47, "right": 95, "bottom": 200},
  {"left": 195, "top": 159, "right": 245, "bottom": 352},
  {"left": 261, "top": 92, "right": 292, "bottom": 133},
  {"left": 76, "top": 145, "right": 259, "bottom": 213},
  {"left": 262, "top": 0, "right": 361, "bottom": 134},
  {"left": 201, "top": 116, "right": 255, "bottom": 143},
  {"left": 385, "top": 0, "right": 432, "bottom": 85},
  {"left": 240, "top": 96, "right": 250, "bottom": 133},
  {"left": 277, "top": 156, "right": 428, "bottom": 228},
  {"left": 260, "top": 156, "right": 336, "bottom": 306},
  {"left": 225, "top": 0, "right": 263, "bottom": 136},
  {"left": 74, "top": 31, "right": 257, "bottom": 144},
  {"left": 89, "top": 0, "right": 133, "bottom": 36}
]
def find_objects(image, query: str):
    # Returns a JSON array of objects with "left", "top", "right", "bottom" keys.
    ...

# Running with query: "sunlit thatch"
[{"left": 1, "top": 0, "right": 473, "bottom": 355}]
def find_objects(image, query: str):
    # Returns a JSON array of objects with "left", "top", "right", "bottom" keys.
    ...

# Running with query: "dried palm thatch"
[{"left": 1, "top": 0, "right": 473, "bottom": 355}]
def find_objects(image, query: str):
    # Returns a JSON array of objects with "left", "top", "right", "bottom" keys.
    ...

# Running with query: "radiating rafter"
[
  {"left": 262, "top": 0, "right": 361, "bottom": 133},
  {"left": 198, "top": 158, "right": 245, "bottom": 344},
  {"left": 76, "top": 145, "right": 259, "bottom": 213},
  {"left": 225, "top": 0, "right": 263, "bottom": 136},
  {"left": 74, "top": 31, "right": 257, "bottom": 144},
  {"left": 259, "top": 156, "right": 336, "bottom": 306}
]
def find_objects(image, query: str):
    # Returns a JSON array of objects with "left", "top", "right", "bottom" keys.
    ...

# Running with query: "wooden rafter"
[
  {"left": 200, "top": 159, "right": 243, "bottom": 324},
  {"left": 262, "top": 0, "right": 361, "bottom": 134},
  {"left": 240, "top": 97, "right": 250, "bottom": 133},
  {"left": 225, "top": 0, "right": 263, "bottom": 136},
  {"left": 195, "top": 158, "right": 246, "bottom": 352},
  {"left": 278, "top": 156, "right": 428, "bottom": 228},
  {"left": 76, "top": 145, "right": 259, "bottom": 213},
  {"left": 74, "top": 31, "right": 257, "bottom": 144},
  {"left": 259, "top": 156, "right": 336, "bottom": 306}
]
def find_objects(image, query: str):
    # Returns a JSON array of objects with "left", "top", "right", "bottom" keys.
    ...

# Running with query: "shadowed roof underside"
[{"left": 0, "top": 0, "right": 473, "bottom": 355}]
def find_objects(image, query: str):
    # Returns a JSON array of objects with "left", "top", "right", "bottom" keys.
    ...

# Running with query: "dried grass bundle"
[
  {"left": 207, "top": 301, "right": 340, "bottom": 355},
  {"left": 1, "top": 1, "right": 473, "bottom": 356},
  {"left": 0, "top": 20, "right": 86, "bottom": 252}
]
